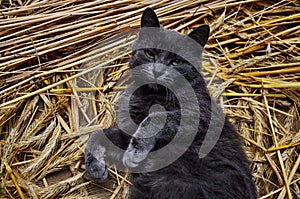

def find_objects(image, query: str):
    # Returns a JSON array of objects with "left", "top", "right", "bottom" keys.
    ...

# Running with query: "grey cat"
[{"left": 85, "top": 8, "right": 257, "bottom": 199}]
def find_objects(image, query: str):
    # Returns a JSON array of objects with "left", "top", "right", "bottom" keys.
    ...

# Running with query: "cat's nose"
[{"left": 152, "top": 66, "right": 164, "bottom": 79}]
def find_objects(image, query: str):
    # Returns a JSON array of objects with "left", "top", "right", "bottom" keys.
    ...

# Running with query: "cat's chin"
[{"left": 146, "top": 83, "right": 165, "bottom": 92}]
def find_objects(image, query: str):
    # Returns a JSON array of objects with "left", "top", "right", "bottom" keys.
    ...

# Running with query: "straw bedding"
[{"left": 0, "top": 0, "right": 299, "bottom": 198}]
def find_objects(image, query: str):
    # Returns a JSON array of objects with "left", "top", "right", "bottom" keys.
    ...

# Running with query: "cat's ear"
[
  {"left": 141, "top": 7, "right": 160, "bottom": 28},
  {"left": 188, "top": 25, "right": 210, "bottom": 47}
]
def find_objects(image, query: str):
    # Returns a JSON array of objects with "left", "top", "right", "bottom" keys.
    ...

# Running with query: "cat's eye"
[
  {"left": 171, "top": 59, "right": 183, "bottom": 66},
  {"left": 144, "top": 50, "right": 155, "bottom": 59}
]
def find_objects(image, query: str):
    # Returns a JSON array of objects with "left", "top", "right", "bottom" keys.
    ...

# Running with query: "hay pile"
[{"left": 0, "top": 0, "right": 299, "bottom": 198}]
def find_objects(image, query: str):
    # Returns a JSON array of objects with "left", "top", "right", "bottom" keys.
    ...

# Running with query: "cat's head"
[{"left": 129, "top": 8, "right": 210, "bottom": 89}]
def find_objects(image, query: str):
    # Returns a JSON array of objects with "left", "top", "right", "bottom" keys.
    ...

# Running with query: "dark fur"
[{"left": 85, "top": 8, "right": 257, "bottom": 199}]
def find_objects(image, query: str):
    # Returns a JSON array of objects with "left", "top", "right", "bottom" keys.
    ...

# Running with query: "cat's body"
[{"left": 85, "top": 8, "right": 257, "bottom": 199}]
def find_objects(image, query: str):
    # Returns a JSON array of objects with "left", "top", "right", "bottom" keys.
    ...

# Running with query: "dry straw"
[{"left": 0, "top": 0, "right": 299, "bottom": 198}]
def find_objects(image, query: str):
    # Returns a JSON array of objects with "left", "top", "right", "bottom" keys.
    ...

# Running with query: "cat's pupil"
[
  {"left": 171, "top": 59, "right": 183, "bottom": 66},
  {"left": 145, "top": 50, "right": 155, "bottom": 59}
]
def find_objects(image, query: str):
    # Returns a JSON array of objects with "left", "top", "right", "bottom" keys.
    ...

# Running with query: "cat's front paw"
[
  {"left": 122, "top": 136, "right": 155, "bottom": 168},
  {"left": 85, "top": 131, "right": 108, "bottom": 181},
  {"left": 122, "top": 146, "right": 149, "bottom": 168},
  {"left": 85, "top": 150, "right": 108, "bottom": 181},
  {"left": 122, "top": 115, "right": 158, "bottom": 168}
]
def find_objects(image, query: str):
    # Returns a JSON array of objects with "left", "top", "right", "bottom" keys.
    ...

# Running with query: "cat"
[{"left": 85, "top": 7, "right": 257, "bottom": 199}]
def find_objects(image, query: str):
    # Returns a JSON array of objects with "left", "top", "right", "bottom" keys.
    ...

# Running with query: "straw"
[{"left": 1, "top": 0, "right": 299, "bottom": 198}]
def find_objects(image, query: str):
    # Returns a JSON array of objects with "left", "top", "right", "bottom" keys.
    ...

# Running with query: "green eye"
[
  {"left": 145, "top": 50, "right": 155, "bottom": 59},
  {"left": 171, "top": 59, "right": 183, "bottom": 66}
]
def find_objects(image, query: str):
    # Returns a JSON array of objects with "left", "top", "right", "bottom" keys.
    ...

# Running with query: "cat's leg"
[
  {"left": 85, "top": 128, "right": 131, "bottom": 181},
  {"left": 122, "top": 111, "right": 180, "bottom": 168}
]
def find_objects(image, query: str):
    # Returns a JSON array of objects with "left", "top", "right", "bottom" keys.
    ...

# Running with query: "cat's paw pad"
[
  {"left": 122, "top": 147, "right": 148, "bottom": 168},
  {"left": 85, "top": 150, "right": 108, "bottom": 181}
]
